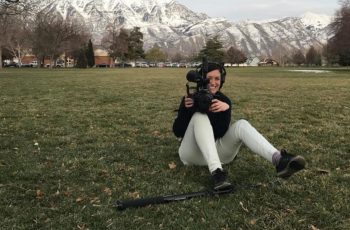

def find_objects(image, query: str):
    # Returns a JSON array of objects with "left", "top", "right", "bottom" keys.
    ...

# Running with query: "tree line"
[
  {"left": 0, "top": 0, "right": 91, "bottom": 68},
  {"left": 100, "top": 25, "right": 145, "bottom": 68},
  {"left": 326, "top": 0, "right": 350, "bottom": 66},
  {"left": 1, "top": 0, "right": 349, "bottom": 68},
  {"left": 275, "top": 0, "right": 350, "bottom": 67}
]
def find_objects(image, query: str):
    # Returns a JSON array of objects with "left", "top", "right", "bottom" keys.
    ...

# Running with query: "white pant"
[{"left": 179, "top": 113, "right": 278, "bottom": 172}]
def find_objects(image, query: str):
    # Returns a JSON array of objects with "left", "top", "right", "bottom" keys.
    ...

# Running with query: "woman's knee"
[
  {"left": 192, "top": 112, "right": 208, "bottom": 119},
  {"left": 192, "top": 112, "right": 210, "bottom": 124},
  {"left": 234, "top": 119, "right": 251, "bottom": 129}
]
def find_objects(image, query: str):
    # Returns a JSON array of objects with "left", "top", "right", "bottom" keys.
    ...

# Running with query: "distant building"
[
  {"left": 94, "top": 48, "right": 113, "bottom": 67},
  {"left": 16, "top": 48, "right": 114, "bottom": 68},
  {"left": 21, "top": 55, "right": 36, "bottom": 65},
  {"left": 258, "top": 58, "right": 279, "bottom": 67}
]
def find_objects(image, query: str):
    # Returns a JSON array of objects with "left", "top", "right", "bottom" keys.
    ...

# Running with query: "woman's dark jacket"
[{"left": 172, "top": 91, "right": 232, "bottom": 139}]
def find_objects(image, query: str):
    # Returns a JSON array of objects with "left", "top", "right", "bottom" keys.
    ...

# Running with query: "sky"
[{"left": 175, "top": 0, "right": 340, "bottom": 21}]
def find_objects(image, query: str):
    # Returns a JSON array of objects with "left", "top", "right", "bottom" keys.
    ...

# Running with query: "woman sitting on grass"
[{"left": 172, "top": 62, "right": 306, "bottom": 190}]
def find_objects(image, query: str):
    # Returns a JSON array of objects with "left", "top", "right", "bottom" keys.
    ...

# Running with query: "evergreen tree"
[
  {"left": 127, "top": 27, "right": 144, "bottom": 62},
  {"left": 76, "top": 48, "right": 87, "bottom": 68},
  {"left": 306, "top": 46, "right": 317, "bottom": 66},
  {"left": 315, "top": 53, "right": 322, "bottom": 66},
  {"left": 86, "top": 39, "right": 95, "bottom": 67},
  {"left": 197, "top": 36, "right": 225, "bottom": 63}
]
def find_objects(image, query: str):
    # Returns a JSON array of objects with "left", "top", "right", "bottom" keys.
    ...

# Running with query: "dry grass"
[{"left": 0, "top": 67, "right": 349, "bottom": 229}]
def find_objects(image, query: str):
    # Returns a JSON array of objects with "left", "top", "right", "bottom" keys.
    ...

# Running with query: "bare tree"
[
  {"left": 63, "top": 31, "right": 90, "bottom": 67},
  {"left": 292, "top": 49, "right": 306, "bottom": 66},
  {"left": 102, "top": 25, "right": 129, "bottom": 66},
  {"left": 172, "top": 52, "right": 184, "bottom": 63},
  {"left": 31, "top": 12, "right": 88, "bottom": 68},
  {"left": 305, "top": 46, "right": 322, "bottom": 66},
  {"left": 270, "top": 41, "right": 291, "bottom": 67},
  {"left": 328, "top": 0, "right": 350, "bottom": 66},
  {"left": 0, "top": 12, "right": 10, "bottom": 67},
  {"left": 225, "top": 46, "right": 247, "bottom": 66},
  {"left": 0, "top": 0, "right": 42, "bottom": 68},
  {"left": 5, "top": 14, "right": 32, "bottom": 66},
  {"left": 145, "top": 44, "right": 166, "bottom": 63}
]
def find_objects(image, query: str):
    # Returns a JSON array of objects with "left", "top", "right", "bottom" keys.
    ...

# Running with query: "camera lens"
[{"left": 193, "top": 90, "right": 213, "bottom": 113}]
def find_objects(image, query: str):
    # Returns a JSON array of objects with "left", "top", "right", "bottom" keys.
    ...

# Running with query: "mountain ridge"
[{"left": 41, "top": 0, "right": 332, "bottom": 57}]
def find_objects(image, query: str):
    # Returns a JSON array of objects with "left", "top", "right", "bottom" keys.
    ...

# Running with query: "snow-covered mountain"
[{"left": 41, "top": 0, "right": 333, "bottom": 57}]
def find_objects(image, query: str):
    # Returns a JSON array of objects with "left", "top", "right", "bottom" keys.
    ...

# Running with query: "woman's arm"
[{"left": 172, "top": 96, "right": 195, "bottom": 137}]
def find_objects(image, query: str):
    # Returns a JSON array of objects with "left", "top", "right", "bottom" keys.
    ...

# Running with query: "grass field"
[{"left": 0, "top": 67, "right": 349, "bottom": 229}]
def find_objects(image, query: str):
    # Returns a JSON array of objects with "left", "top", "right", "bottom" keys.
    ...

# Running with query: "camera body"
[{"left": 186, "top": 57, "right": 213, "bottom": 113}]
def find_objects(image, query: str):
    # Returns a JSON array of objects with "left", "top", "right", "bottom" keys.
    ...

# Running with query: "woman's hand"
[
  {"left": 209, "top": 99, "right": 229, "bottom": 112},
  {"left": 184, "top": 96, "right": 194, "bottom": 108}
]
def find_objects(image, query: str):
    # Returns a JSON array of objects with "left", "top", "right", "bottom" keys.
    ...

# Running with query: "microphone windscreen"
[{"left": 186, "top": 70, "right": 199, "bottom": 82}]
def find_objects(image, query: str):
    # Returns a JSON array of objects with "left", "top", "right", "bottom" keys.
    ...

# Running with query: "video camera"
[{"left": 186, "top": 57, "right": 213, "bottom": 113}]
